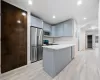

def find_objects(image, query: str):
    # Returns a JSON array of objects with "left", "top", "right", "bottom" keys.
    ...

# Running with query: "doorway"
[
  {"left": 87, "top": 35, "right": 93, "bottom": 48},
  {"left": 1, "top": 1, "right": 27, "bottom": 73}
]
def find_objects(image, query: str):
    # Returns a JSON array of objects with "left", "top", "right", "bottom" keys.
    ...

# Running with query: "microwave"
[{"left": 44, "top": 31, "right": 50, "bottom": 36}]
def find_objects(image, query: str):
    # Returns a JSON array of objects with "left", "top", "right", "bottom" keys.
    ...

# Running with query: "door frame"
[{"left": 87, "top": 35, "right": 93, "bottom": 49}]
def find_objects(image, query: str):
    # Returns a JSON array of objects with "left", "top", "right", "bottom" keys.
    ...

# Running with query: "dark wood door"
[
  {"left": 87, "top": 35, "right": 92, "bottom": 48},
  {"left": 1, "top": 1, "right": 27, "bottom": 73}
]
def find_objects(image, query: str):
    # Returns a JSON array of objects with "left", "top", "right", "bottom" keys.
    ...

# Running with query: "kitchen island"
[{"left": 43, "top": 44, "right": 75, "bottom": 78}]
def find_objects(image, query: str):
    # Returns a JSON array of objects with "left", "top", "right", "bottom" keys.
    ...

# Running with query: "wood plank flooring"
[{"left": 0, "top": 48, "right": 100, "bottom": 80}]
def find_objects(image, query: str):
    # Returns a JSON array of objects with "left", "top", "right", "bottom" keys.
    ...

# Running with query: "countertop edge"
[{"left": 42, "top": 44, "right": 76, "bottom": 50}]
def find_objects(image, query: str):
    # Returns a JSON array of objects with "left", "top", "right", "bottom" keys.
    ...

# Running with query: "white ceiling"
[
  {"left": 81, "top": 20, "right": 98, "bottom": 31},
  {"left": 3, "top": 0, "right": 99, "bottom": 25}
]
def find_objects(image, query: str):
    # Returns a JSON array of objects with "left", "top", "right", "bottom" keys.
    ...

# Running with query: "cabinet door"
[
  {"left": 51, "top": 26, "right": 56, "bottom": 36},
  {"left": 37, "top": 19, "right": 43, "bottom": 28},
  {"left": 56, "top": 23, "right": 64, "bottom": 37},
  {"left": 1, "top": 1, "right": 27, "bottom": 73},
  {"left": 43, "top": 22, "right": 51, "bottom": 32},
  {"left": 64, "top": 21, "right": 73, "bottom": 36},
  {"left": 31, "top": 16, "right": 43, "bottom": 28}
]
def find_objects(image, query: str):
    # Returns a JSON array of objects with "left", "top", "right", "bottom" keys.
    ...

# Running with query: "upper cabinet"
[
  {"left": 41, "top": 18, "right": 74, "bottom": 37},
  {"left": 31, "top": 15, "right": 43, "bottom": 28},
  {"left": 30, "top": 15, "right": 74, "bottom": 37},
  {"left": 51, "top": 19, "right": 74, "bottom": 37},
  {"left": 56, "top": 23, "right": 64, "bottom": 37},
  {"left": 43, "top": 22, "right": 51, "bottom": 32},
  {"left": 63, "top": 20, "right": 73, "bottom": 36},
  {"left": 51, "top": 26, "right": 56, "bottom": 37}
]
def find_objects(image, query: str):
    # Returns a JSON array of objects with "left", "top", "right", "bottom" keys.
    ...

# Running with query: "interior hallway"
[{"left": 0, "top": 48, "right": 100, "bottom": 80}]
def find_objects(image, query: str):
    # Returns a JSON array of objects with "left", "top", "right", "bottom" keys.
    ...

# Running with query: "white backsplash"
[
  {"left": 43, "top": 37, "right": 78, "bottom": 45},
  {"left": 54, "top": 37, "right": 77, "bottom": 44},
  {"left": 54, "top": 37, "right": 78, "bottom": 51}
]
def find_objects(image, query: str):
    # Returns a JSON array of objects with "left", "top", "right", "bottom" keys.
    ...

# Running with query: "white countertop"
[{"left": 42, "top": 44, "right": 75, "bottom": 50}]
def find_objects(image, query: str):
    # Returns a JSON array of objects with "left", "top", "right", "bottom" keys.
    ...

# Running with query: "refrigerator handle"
[{"left": 38, "top": 29, "right": 43, "bottom": 46}]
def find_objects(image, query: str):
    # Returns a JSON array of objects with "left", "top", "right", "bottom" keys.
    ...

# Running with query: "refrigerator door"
[
  {"left": 30, "top": 27, "right": 37, "bottom": 46},
  {"left": 37, "top": 46, "right": 43, "bottom": 60},
  {"left": 37, "top": 29, "right": 43, "bottom": 46},
  {"left": 31, "top": 46, "right": 37, "bottom": 62}
]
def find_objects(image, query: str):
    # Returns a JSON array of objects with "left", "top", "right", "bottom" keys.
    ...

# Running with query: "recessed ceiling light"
[
  {"left": 53, "top": 15, "right": 56, "bottom": 19},
  {"left": 84, "top": 17, "right": 87, "bottom": 20},
  {"left": 89, "top": 27, "right": 97, "bottom": 30},
  {"left": 77, "top": 0, "right": 82, "bottom": 6},
  {"left": 22, "top": 12, "right": 26, "bottom": 16},
  {"left": 17, "top": 20, "right": 21, "bottom": 24},
  {"left": 28, "top": 0, "right": 32, "bottom": 5},
  {"left": 91, "top": 27, "right": 97, "bottom": 30}
]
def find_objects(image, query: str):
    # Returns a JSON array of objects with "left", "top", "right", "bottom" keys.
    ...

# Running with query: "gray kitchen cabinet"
[
  {"left": 31, "top": 15, "right": 43, "bottom": 28},
  {"left": 43, "top": 19, "right": 74, "bottom": 37},
  {"left": 63, "top": 20, "right": 73, "bottom": 36},
  {"left": 43, "top": 22, "right": 51, "bottom": 32},
  {"left": 56, "top": 23, "right": 64, "bottom": 37},
  {"left": 43, "top": 46, "right": 73, "bottom": 77},
  {"left": 51, "top": 26, "right": 56, "bottom": 36}
]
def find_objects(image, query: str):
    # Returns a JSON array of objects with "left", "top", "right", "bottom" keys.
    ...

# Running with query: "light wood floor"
[{"left": 0, "top": 48, "right": 100, "bottom": 80}]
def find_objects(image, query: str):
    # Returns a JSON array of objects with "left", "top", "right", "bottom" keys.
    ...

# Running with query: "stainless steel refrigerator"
[{"left": 30, "top": 26, "right": 43, "bottom": 63}]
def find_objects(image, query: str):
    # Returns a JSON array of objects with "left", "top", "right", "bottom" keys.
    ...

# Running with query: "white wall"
[
  {"left": 79, "top": 29, "right": 86, "bottom": 51},
  {"left": 99, "top": 0, "right": 100, "bottom": 53},
  {"left": 27, "top": 12, "right": 31, "bottom": 64}
]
